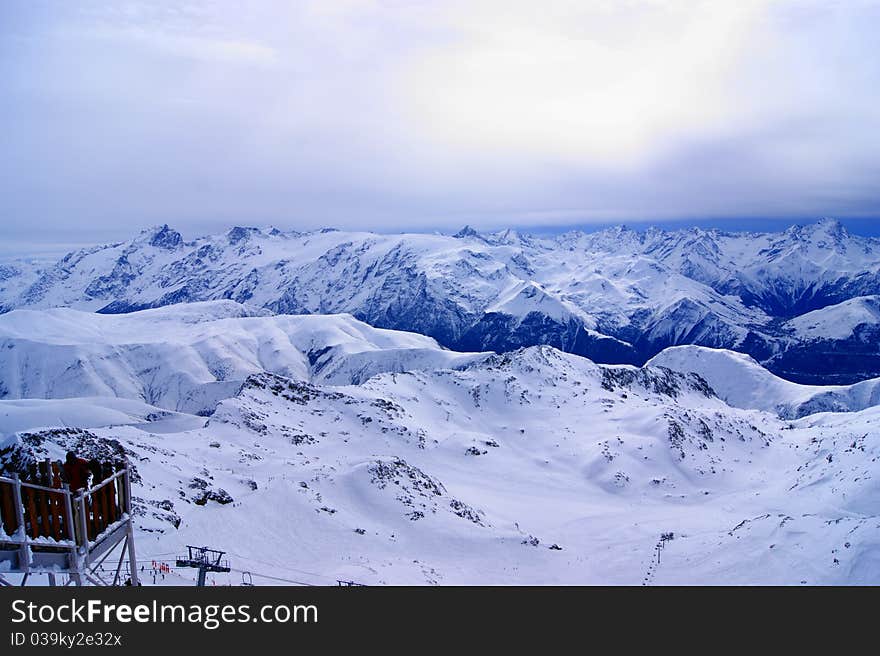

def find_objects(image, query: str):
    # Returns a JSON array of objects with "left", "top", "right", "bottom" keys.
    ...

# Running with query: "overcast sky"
[{"left": 2, "top": 0, "right": 880, "bottom": 252}]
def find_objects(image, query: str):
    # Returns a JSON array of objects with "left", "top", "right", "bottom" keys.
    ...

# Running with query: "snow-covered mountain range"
[
  {"left": 2, "top": 218, "right": 879, "bottom": 584},
  {"left": 1, "top": 300, "right": 878, "bottom": 584},
  {"left": 3, "top": 218, "right": 880, "bottom": 384}
]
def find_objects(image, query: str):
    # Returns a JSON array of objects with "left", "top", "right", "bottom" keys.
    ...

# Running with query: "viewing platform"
[{"left": 0, "top": 460, "right": 139, "bottom": 586}]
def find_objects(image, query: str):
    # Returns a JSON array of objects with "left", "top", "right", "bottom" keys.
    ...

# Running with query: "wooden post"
[
  {"left": 115, "top": 471, "right": 125, "bottom": 520},
  {"left": 116, "top": 460, "right": 126, "bottom": 516},
  {"left": 51, "top": 462, "right": 65, "bottom": 540},
  {"left": 104, "top": 463, "right": 117, "bottom": 523},
  {"left": 44, "top": 460, "right": 60, "bottom": 541},
  {"left": 115, "top": 475, "right": 124, "bottom": 521},
  {"left": 41, "top": 460, "right": 52, "bottom": 538},
  {"left": 0, "top": 480, "right": 18, "bottom": 536},
  {"left": 99, "top": 463, "right": 112, "bottom": 526},
  {"left": 61, "top": 483, "right": 81, "bottom": 585},
  {"left": 24, "top": 485, "right": 40, "bottom": 539},
  {"left": 89, "top": 490, "right": 100, "bottom": 539},
  {"left": 76, "top": 493, "right": 90, "bottom": 555},
  {"left": 11, "top": 475, "right": 29, "bottom": 572},
  {"left": 25, "top": 464, "right": 39, "bottom": 538},
  {"left": 39, "top": 461, "right": 50, "bottom": 538}
]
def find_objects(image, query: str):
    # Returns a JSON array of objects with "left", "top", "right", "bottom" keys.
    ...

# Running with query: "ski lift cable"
[
  {"left": 225, "top": 566, "right": 318, "bottom": 587},
  {"left": 135, "top": 557, "right": 323, "bottom": 587},
  {"left": 222, "top": 550, "right": 337, "bottom": 583},
  {"left": 222, "top": 549, "right": 324, "bottom": 575}
]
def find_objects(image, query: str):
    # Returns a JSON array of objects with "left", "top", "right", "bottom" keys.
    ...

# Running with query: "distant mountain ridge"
[
  {"left": 3, "top": 218, "right": 880, "bottom": 384},
  {"left": 648, "top": 345, "right": 880, "bottom": 418},
  {"left": 0, "top": 301, "right": 487, "bottom": 415}
]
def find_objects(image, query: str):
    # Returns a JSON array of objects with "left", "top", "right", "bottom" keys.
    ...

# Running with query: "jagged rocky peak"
[
  {"left": 494, "top": 228, "right": 520, "bottom": 243},
  {"left": 483, "top": 228, "right": 531, "bottom": 247},
  {"left": 816, "top": 216, "right": 847, "bottom": 234},
  {"left": 572, "top": 224, "right": 645, "bottom": 252},
  {"left": 605, "top": 224, "right": 635, "bottom": 238},
  {"left": 454, "top": 225, "right": 483, "bottom": 240},
  {"left": 775, "top": 217, "right": 852, "bottom": 255},
  {"left": 813, "top": 217, "right": 850, "bottom": 244},
  {"left": 785, "top": 217, "right": 846, "bottom": 240},
  {"left": 147, "top": 224, "right": 183, "bottom": 250},
  {"left": 227, "top": 226, "right": 261, "bottom": 244}
]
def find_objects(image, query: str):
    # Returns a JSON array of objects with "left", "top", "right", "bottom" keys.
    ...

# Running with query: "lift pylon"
[{"left": 176, "top": 545, "right": 231, "bottom": 586}]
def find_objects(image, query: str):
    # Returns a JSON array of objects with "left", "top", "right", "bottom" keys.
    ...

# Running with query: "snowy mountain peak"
[
  {"left": 147, "top": 224, "right": 183, "bottom": 250},
  {"left": 781, "top": 217, "right": 849, "bottom": 247},
  {"left": 816, "top": 216, "right": 847, "bottom": 235},
  {"left": 487, "top": 281, "right": 588, "bottom": 325},
  {"left": 484, "top": 228, "right": 529, "bottom": 246},
  {"left": 453, "top": 225, "right": 483, "bottom": 240},
  {"left": 227, "top": 226, "right": 261, "bottom": 244}
]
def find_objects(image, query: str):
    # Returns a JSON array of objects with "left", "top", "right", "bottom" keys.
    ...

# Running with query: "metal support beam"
[
  {"left": 176, "top": 545, "right": 231, "bottom": 586},
  {"left": 123, "top": 470, "right": 139, "bottom": 586},
  {"left": 113, "top": 536, "right": 128, "bottom": 586}
]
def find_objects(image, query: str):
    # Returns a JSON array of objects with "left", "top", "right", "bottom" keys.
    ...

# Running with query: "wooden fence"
[{"left": 0, "top": 460, "right": 129, "bottom": 548}]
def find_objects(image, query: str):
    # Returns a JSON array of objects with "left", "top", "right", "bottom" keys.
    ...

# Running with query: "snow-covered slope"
[
  {"left": 0, "top": 301, "right": 487, "bottom": 415},
  {"left": 4, "top": 219, "right": 880, "bottom": 383},
  {"left": 3, "top": 345, "right": 877, "bottom": 585},
  {"left": 786, "top": 295, "right": 880, "bottom": 341},
  {"left": 648, "top": 345, "right": 880, "bottom": 418},
  {"left": 485, "top": 280, "right": 595, "bottom": 326},
  {"left": 0, "top": 397, "right": 205, "bottom": 436}
]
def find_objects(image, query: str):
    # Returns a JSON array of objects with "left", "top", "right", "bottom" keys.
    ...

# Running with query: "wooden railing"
[
  {"left": 0, "top": 460, "right": 131, "bottom": 549},
  {"left": 77, "top": 467, "right": 129, "bottom": 544}
]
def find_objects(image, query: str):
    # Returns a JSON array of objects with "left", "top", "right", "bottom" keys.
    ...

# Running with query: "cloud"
[
  {"left": 403, "top": 1, "right": 765, "bottom": 164},
  {"left": 1, "top": 0, "right": 879, "bottom": 245},
  {"left": 100, "top": 28, "right": 278, "bottom": 66}
]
